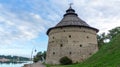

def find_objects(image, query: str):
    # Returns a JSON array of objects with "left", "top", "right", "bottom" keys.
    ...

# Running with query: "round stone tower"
[{"left": 46, "top": 6, "right": 99, "bottom": 64}]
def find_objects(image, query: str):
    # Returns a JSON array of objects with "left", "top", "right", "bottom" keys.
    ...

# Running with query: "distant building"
[
  {"left": 46, "top": 5, "right": 99, "bottom": 64},
  {"left": 0, "top": 58, "right": 10, "bottom": 62}
]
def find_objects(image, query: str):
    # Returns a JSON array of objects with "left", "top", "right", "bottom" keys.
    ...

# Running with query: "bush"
[
  {"left": 33, "top": 57, "right": 39, "bottom": 63},
  {"left": 59, "top": 56, "right": 72, "bottom": 65}
]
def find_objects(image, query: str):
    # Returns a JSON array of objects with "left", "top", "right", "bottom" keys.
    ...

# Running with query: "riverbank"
[{"left": 23, "top": 61, "right": 46, "bottom": 67}]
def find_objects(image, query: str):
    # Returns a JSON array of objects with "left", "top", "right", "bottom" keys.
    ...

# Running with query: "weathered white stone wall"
[{"left": 46, "top": 27, "right": 98, "bottom": 64}]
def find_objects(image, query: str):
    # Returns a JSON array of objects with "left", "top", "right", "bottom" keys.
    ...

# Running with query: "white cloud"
[
  {"left": 0, "top": 4, "right": 50, "bottom": 45},
  {"left": 0, "top": 48, "right": 32, "bottom": 57},
  {"left": 70, "top": 0, "right": 120, "bottom": 34},
  {"left": 87, "top": 16, "right": 120, "bottom": 34},
  {"left": 42, "top": 0, "right": 120, "bottom": 34},
  {"left": 0, "top": 0, "right": 120, "bottom": 57}
]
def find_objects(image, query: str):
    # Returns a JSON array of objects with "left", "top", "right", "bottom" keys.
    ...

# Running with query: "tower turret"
[{"left": 46, "top": 5, "right": 99, "bottom": 64}]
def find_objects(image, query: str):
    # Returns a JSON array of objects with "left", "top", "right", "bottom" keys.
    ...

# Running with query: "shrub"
[
  {"left": 33, "top": 57, "right": 39, "bottom": 63},
  {"left": 59, "top": 56, "right": 72, "bottom": 65}
]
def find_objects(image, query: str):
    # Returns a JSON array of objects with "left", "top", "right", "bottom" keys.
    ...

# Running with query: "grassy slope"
[{"left": 49, "top": 33, "right": 120, "bottom": 67}]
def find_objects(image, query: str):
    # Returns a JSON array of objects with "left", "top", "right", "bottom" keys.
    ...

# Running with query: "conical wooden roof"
[
  {"left": 56, "top": 6, "right": 89, "bottom": 27},
  {"left": 47, "top": 6, "right": 98, "bottom": 35}
]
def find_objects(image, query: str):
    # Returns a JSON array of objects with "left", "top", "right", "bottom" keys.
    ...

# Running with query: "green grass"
[{"left": 48, "top": 33, "right": 120, "bottom": 67}]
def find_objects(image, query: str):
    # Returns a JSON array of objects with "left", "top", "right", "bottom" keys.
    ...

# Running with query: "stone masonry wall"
[{"left": 46, "top": 27, "right": 98, "bottom": 64}]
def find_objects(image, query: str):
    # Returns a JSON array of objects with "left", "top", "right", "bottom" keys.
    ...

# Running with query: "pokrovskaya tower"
[{"left": 46, "top": 5, "right": 99, "bottom": 64}]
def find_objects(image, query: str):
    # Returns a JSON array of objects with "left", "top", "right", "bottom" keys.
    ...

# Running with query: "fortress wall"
[{"left": 46, "top": 27, "right": 98, "bottom": 64}]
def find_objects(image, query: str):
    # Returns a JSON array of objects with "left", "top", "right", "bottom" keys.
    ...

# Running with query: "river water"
[{"left": 0, "top": 61, "right": 31, "bottom": 67}]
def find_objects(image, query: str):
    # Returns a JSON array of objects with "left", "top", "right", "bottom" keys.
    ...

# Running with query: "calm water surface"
[{"left": 0, "top": 61, "right": 31, "bottom": 67}]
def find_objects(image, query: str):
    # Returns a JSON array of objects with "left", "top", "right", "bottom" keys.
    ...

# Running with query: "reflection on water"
[{"left": 0, "top": 61, "right": 31, "bottom": 67}]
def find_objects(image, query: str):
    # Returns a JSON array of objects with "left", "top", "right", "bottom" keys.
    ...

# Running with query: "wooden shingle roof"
[
  {"left": 47, "top": 6, "right": 99, "bottom": 35},
  {"left": 56, "top": 7, "right": 89, "bottom": 27}
]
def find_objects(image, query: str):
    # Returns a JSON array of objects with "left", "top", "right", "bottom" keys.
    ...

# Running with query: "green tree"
[
  {"left": 42, "top": 51, "right": 46, "bottom": 60},
  {"left": 97, "top": 27, "right": 120, "bottom": 49},
  {"left": 33, "top": 51, "right": 46, "bottom": 63},
  {"left": 97, "top": 33, "right": 107, "bottom": 49},
  {"left": 108, "top": 27, "right": 120, "bottom": 40}
]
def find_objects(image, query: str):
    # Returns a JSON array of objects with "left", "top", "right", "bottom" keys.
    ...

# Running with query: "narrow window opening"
[
  {"left": 53, "top": 52, "right": 55, "bottom": 55},
  {"left": 53, "top": 37, "right": 54, "bottom": 39},
  {"left": 60, "top": 44, "right": 63, "bottom": 47},
  {"left": 87, "top": 36, "right": 89, "bottom": 38},
  {"left": 69, "top": 35, "right": 71, "bottom": 38},
  {"left": 89, "top": 53, "right": 92, "bottom": 55},
  {"left": 80, "top": 44, "right": 82, "bottom": 47},
  {"left": 69, "top": 52, "right": 72, "bottom": 55}
]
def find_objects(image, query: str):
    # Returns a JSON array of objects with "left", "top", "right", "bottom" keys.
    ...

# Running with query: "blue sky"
[{"left": 0, "top": 0, "right": 120, "bottom": 57}]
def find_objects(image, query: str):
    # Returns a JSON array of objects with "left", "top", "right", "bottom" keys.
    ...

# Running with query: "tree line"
[
  {"left": 0, "top": 55, "right": 30, "bottom": 61},
  {"left": 97, "top": 27, "right": 120, "bottom": 48},
  {"left": 33, "top": 51, "right": 46, "bottom": 62}
]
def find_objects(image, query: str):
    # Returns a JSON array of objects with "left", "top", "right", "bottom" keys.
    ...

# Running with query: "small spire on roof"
[{"left": 69, "top": 3, "right": 73, "bottom": 9}]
